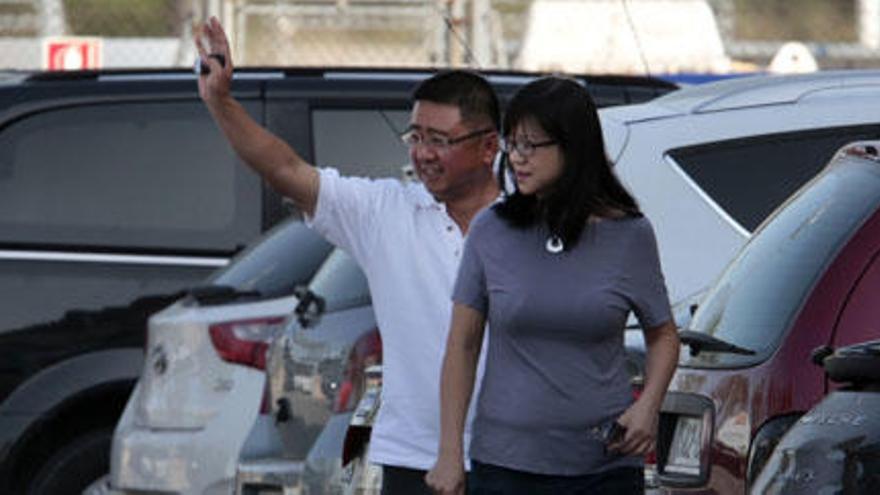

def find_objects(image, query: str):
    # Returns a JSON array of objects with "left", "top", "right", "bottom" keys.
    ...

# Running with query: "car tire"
[{"left": 28, "top": 429, "right": 112, "bottom": 495}]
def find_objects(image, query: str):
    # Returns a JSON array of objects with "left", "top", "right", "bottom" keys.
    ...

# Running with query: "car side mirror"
[{"left": 810, "top": 345, "right": 834, "bottom": 367}]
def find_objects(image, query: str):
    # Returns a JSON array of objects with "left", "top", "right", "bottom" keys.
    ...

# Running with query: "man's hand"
[
  {"left": 194, "top": 16, "right": 234, "bottom": 106},
  {"left": 425, "top": 456, "right": 466, "bottom": 495}
]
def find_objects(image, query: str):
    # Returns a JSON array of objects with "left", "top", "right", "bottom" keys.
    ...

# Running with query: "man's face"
[{"left": 406, "top": 101, "right": 497, "bottom": 203}]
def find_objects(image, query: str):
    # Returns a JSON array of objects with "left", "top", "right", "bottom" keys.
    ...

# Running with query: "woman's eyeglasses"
[{"left": 500, "top": 138, "right": 557, "bottom": 157}]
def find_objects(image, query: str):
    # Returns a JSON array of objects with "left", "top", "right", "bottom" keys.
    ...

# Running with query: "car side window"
[
  {"left": 211, "top": 219, "right": 333, "bottom": 299},
  {"left": 668, "top": 125, "right": 880, "bottom": 232},
  {"left": 308, "top": 248, "right": 370, "bottom": 312},
  {"left": 0, "top": 101, "right": 262, "bottom": 252},
  {"left": 311, "top": 109, "right": 411, "bottom": 179}
]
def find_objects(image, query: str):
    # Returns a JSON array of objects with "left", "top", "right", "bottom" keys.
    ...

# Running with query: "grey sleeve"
[
  {"left": 624, "top": 218, "right": 673, "bottom": 330},
  {"left": 452, "top": 230, "right": 488, "bottom": 315}
]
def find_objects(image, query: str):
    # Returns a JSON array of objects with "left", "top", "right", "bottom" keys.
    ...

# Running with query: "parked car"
[
  {"left": 750, "top": 338, "right": 880, "bottom": 494},
  {"left": 652, "top": 141, "right": 880, "bottom": 494},
  {"left": 602, "top": 69, "right": 880, "bottom": 305},
  {"left": 101, "top": 219, "right": 331, "bottom": 495},
  {"left": 50, "top": 69, "right": 669, "bottom": 495},
  {"left": 237, "top": 248, "right": 379, "bottom": 494}
]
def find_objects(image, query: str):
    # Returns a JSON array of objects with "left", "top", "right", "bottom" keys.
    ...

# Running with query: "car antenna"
[{"left": 620, "top": 0, "right": 652, "bottom": 77}]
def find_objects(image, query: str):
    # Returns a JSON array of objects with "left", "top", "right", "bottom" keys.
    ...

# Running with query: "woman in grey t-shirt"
[{"left": 426, "top": 77, "right": 680, "bottom": 495}]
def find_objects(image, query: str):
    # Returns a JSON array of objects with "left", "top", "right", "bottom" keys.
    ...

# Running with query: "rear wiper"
[
  {"left": 186, "top": 284, "right": 261, "bottom": 306},
  {"left": 679, "top": 330, "right": 756, "bottom": 357}
]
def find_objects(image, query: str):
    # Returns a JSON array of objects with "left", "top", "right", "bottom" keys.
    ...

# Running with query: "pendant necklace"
[{"left": 545, "top": 235, "right": 564, "bottom": 254}]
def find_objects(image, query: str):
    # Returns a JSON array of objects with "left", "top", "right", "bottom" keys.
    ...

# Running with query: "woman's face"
[{"left": 506, "top": 118, "right": 563, "bottom": 197}]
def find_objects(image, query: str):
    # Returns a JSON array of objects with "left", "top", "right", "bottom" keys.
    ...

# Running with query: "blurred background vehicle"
[
  {"left": 652, "top": 142, "right": 880, "bottom": 494},
  {"left": 238, "top": 249, "right": 378, "bottom": 495},
  {"left": 750, "top": 338, "right": 880, "bottom": 494},
  {"left": 602, "top": 69, "right": 880, "bottom": 309},
  {"left": 103, "top": 220, "right": 331, "bottom": 495}
]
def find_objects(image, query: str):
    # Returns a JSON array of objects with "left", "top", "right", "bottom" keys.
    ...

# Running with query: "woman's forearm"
[
  {"left": 437, "top": 303, "right": 486, "bottom": 459},
  {"left": 641, "top": 321, "right": 680, "bottom": 410}
]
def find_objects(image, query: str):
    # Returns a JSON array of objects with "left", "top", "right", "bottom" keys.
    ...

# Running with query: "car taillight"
[
  {"left": 209, "top": 316, "right": 287, "bottom": 370},
  {"left": 333, "top": 329, "right": 382, "bottom": 413}
]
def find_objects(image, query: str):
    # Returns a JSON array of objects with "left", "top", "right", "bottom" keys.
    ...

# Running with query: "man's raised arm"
[{"left": 195, "top": 16, "right": 319, "bottom": 217}]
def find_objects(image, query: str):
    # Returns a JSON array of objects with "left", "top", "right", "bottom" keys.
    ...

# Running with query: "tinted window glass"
[
  {"left": 211, "top": 219, "right": 332, "bottom": 298},
  {"left": 312, "top": 109, "right": 411, "bottom": 179},
  {"left": 684, "top": 158, "right": 880, "bottom": 368},
  {"left": 669, "top": 126, "right": 880, "bottom": 231},
  {"left": 0, "top": 259, "right": 208, "bottom": 336},
  {"left": 0, "top": 101, "right": 261, "bottom": 251},
  {"left": 308, "top": 248, "right": 370, "bottom": 312}
]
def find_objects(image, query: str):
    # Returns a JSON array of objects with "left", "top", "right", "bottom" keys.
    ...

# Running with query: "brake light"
[
  {"left": 333, "top": 329, "right": 382, "bottom": 413},
  {"left": 209, "top": 316, "right": 286, "bottom": 370}
]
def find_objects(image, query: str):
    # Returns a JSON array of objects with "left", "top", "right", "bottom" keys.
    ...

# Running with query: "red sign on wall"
[{"left": 43, "top": 37, "right": 102, "bottom": 71}]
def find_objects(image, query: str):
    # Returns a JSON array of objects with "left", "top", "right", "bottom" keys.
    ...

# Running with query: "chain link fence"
[{"left": 1, "top": 0, "right": 880, "bottom": 73}]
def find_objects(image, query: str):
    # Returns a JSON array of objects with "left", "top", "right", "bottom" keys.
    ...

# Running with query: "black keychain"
[{"left": 194, "top": 54, "right": 226, "bottom": 75}]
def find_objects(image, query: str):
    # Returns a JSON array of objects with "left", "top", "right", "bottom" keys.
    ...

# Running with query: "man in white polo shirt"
[{"left": 195, "top": 17, "right": 499, "bottom": 494}]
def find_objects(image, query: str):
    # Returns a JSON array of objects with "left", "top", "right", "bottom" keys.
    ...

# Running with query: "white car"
[
  {"left": 91, "top": 220, "right": 332, "bottom": 495},
  {"left": 603, "top": 69, "right": 880, "bottom": 306}
]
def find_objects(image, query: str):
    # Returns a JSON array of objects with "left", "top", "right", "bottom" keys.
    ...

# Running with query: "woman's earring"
[{"left": 545, "top": 235, "right": 564, "bottom": 254}]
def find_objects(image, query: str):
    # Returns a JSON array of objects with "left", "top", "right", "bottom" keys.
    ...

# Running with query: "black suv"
[{"left": 0, "top": 67, "right": 675, "bottom": 494}]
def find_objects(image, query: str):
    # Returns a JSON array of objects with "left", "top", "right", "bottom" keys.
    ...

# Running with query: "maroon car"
[{"left": 653, "top": 142, "right": 880, "bottom": 494}]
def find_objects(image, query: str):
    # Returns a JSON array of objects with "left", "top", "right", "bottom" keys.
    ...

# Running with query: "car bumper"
[
  {"left": 112, "top": 426, "right": 238, "bottom": 494},
  {"left": 235, "top": 458, "right": 305, "bottom": 495}
]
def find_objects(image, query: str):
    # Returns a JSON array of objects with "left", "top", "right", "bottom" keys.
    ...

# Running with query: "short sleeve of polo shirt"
[
  {"left": 623, "top": 218, "right": 673, "bottom": 331},
  {"left": 452, "top": 212, "right": 489, "bottom": 315},
  {"left": 307, "top": 168, "right": 389, "bottom": 264}
]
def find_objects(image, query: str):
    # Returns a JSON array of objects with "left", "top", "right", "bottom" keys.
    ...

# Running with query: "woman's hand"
[
  {"left": 194, "top": 16, "right": 234, "bottom": 106},
  {"left": 607, "top": 397, "right": 659, "bottom": 457},
  {"left": 608, "top": 320, "right": 679, "bottom": 456},
  {"left": 425, "top": 456, "right": 466, "bottom": 495}
]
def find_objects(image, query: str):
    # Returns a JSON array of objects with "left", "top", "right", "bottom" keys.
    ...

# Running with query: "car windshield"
[
  {"left": 210, "top": 219, "right": 332, "bottom": 299},
  {"left": 682, "top": 155, "right": 880, "bottom": 368},
  {"left": 308, "top": 248, "right": 370, "bottom": 313}
]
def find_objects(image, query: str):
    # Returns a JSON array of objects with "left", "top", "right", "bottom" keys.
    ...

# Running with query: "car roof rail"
[
  {"left": 12, "top": 66, "right": 676, "bottom": 90},
  {"left": 653, "top": 69, "right": 880, "bottom": 114}
]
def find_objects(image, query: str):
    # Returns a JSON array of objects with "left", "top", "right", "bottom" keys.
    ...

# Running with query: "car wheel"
[{"left": 28, "top": 429, "right": 112, "bottom": 495}]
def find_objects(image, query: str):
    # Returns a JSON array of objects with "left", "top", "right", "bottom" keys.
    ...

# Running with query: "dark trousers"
[
  {"left": 381, "top": 465, "right": 434, "bottom": 495},
  {"left": 468, "top": 461, "right": 644, "bottom": 495}
]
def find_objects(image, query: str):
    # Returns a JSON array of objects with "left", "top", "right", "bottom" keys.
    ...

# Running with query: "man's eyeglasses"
[
  {"left": 501, "top": 138, "right": 557, "bottom": 157},
  {"left": 400, "top": 128, "right": 494, "bottom": 152}
]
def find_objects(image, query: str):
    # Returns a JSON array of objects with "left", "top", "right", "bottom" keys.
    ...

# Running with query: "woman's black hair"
[{"left": 495, "top": 76, "right": 641, "bottom": 249}]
